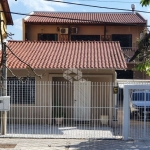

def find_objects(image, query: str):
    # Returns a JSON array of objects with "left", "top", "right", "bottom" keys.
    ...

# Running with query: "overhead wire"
[
  {"left": 44, "top": 0, "right": 149, "bottom": 14},
  {"left": 0, "top": 0, "right": 149, "bottom": 26},
  {"left": 77, "top": 0, "right": 140, "bottom": 4},
  {"left": 0, "top": 17, "right": 43, "bottom": 80},
  {"left": 0, "top": 10, "right": 149, "bottom": 27}
]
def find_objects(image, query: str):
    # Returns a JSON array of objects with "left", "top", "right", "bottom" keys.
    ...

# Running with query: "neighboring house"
[
  {"left": 0, "top": 0, "right": 13, "bottom": 40},
  {"left": 22, "top": 11, "right": 147, "bottom": 79}
]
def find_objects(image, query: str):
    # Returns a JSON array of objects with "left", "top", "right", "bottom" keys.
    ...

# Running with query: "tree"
[
  {"left": 129, "top": 29, "right": 150, "bottom": 76},
  {"left": 140, "top": 0, "right": 150, "bottom": 6},
  {"left": 130, "top": 1, "right": 150, "bottom": 75}
]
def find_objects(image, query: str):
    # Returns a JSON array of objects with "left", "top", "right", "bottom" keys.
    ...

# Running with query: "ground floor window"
[
  {"left": 7, "top": 77, "right": 35, "bottom": 104},
  {"left": 116, "top": 70, "right": 133, "bottom": 79},
  {"left": 71, "top": 35, "right": 100, "bottom": 41}
]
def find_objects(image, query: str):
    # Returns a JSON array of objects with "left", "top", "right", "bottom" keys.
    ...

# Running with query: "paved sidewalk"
[{"left": 0, "top": 138, "right": 149, "bottom": 150}]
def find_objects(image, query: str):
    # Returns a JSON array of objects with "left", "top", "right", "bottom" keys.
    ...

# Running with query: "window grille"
[
  {"left": 7, "top": 77, "right": 35, "bottom": 104},
  {"left": 112, "top": 34, "right": 132, "bottom": 47},
  {"left": 71, "top": 35, "right": 100, "bottom": 41},
  {"left": 38, "top": 34, "right": 58, "bottom": 41}
]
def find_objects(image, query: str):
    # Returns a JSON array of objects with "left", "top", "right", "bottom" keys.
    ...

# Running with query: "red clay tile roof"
[
  {"left": 6, "top": 41, "right": 127, "bottom": 69},
  {"left": 24, "top": 12, "right": 147, "bottom": 25}
]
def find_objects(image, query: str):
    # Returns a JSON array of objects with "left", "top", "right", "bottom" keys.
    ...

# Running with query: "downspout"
[
  {"left": 104, "top": 24, "right": 107, "bottom": 41},
  {"left": 68, "top": 25, "right": 70, "bottom": 41}
]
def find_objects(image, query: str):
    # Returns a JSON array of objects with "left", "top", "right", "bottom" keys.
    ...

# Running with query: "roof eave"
[
  {"left": 24, "top": 22, "right": 147, "bottom": 26},
  {"left": 136, "top": 12, "right": 147, "bottom": 25},
  {"left": 8, "top": 67, "right": 127, "bottom": 70},
  {"left": 1, "top": 0, "right": 13, "bottom": 25}
]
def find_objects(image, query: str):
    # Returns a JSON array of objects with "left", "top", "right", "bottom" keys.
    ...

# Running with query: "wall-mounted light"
[{"left": 57, "top": 27, "right": 60, "bottom": 32}]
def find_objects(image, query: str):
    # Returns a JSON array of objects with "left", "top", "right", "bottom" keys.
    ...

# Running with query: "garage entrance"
[{"left": 123, "top": 85, "right": 150, "bottom": 140}]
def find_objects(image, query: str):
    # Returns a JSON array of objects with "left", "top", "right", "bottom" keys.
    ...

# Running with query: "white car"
[{"left": 130, "top": 91, "right": 150, "bottom": 119}]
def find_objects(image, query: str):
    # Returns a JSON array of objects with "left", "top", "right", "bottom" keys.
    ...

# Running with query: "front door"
[{"left": 73, "top": 81, "right": 91, "bottom": 121}]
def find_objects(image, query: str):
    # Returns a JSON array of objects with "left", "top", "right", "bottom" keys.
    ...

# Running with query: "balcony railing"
[{"left": 122, "top": 47, "right": 137, "bottom": 63}]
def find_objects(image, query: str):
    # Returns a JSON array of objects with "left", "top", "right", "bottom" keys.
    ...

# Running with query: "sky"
[{"left": 7, "top": 0, "right": 150, "bottom": 40}]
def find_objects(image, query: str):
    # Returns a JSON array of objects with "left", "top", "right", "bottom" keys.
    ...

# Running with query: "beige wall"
[
  {"left": 106, "top": 26, "right": 143, "bottom": 47},
  {"left": 52, "top": 76, "right": 114, "bottom": 125},
  {"left": 7, "top": 69, "right": 51, "bottom": 124},
  {"left": 7, "top": 68, "right": 116, "bottom": 81},
  {"left": 7, "top": 69, "right": 116, "bottom": 125},
  {"left": 23, "top": 24, "right": 104, "bottom": 41},
  {"left": 23, "top": 22, "right": 144, "bottom": 47}
]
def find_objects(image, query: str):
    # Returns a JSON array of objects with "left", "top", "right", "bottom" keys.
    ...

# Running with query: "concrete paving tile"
[
  {"left": 15, "top": 147, "right": 59, "bottom": 150},
  {"left": 144, "top": 140, "right": 150, "bottom": 146},
  {"left": 134, "top": 144, "right": 148, "bottom": 148},
  {"left": 133, "top": 141, "right": 149, "bottom": 149},
  {"left": 15, "top": 146, "right": 67, "bottom": 150}
]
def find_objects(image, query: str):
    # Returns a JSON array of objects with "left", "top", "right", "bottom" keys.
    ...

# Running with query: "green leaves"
[
  {"left": 133, "top": 29, "right": 150, "bottom": 76},
  {"left": 136, "top": 61, "right": 150, "bottom": 76},
  {"left": 140, "top": 0, "right": 150, "bottom": 7}
]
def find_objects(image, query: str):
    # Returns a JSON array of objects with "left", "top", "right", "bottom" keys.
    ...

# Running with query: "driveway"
[{"left": 0, "top": 138, "right": 149, "bottom": 150}]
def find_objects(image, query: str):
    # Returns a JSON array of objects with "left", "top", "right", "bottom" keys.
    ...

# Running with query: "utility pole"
[
  {"left": 1, "top": 42, "right": 7, "bottom": 135},
  {"left": 0, "top": 11, "right": 7, "bottom": 135}
]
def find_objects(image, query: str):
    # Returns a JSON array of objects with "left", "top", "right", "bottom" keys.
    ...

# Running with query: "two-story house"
[
  {"left": 21, "top": 11, "right": 147, "bottom": 80},
  {"left": 5, "top": 11, "right": 147, "bottom": 126},
  {"left": 0, "top": 0, "right": 13, "bottom": 40}
]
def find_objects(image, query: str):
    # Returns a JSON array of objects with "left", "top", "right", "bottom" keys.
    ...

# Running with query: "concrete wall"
[{"left": 7, "top": 69, "right": 116, "bottom": 125}]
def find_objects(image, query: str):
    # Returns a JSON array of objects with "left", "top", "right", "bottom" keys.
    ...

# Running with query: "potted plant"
[{"left": 54, "top": 101, "right": 64, "bottom": 125}]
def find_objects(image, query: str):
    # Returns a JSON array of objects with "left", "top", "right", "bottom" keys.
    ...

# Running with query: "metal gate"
[
  {"left": 123, "top": 85, "right": 150, "bottom": 140},
  {"left": 0, "top": 81, "right": 123, "bottom": 139}
]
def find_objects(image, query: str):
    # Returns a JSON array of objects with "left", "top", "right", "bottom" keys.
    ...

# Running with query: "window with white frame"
[{"left": 7, "top": 77, "right": 35, "bottom": 104}]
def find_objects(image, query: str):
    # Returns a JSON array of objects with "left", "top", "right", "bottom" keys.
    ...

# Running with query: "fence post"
[{"left": 123, "top": 85, "right": 130, "bottom": 140}]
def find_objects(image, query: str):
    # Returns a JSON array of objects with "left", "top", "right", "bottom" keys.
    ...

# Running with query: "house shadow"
[{"left": 67, "top": 139, "right": 150, "bottom": 150}]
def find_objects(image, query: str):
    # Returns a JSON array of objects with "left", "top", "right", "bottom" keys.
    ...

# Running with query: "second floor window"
[
  {"left": 71, "top": 35, "right": 100, "bottom": 41},
  {"left": 112, "top": 34, "right": 132, "bottom": 47},
  {"left": 38, "top": 34, "right": 58, "bottom": 41}
]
